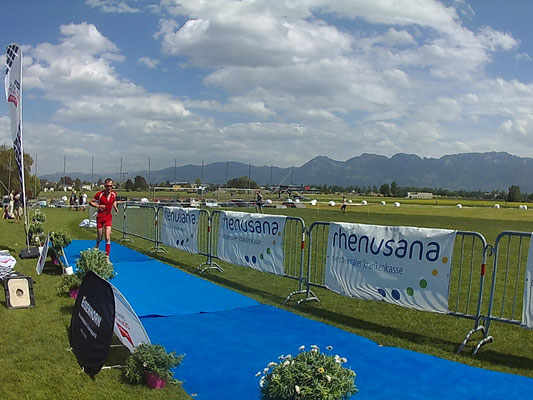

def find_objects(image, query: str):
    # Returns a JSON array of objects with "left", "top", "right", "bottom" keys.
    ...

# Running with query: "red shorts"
[{"left": 96, "top": 214, "right": 113, "bottom": 229}]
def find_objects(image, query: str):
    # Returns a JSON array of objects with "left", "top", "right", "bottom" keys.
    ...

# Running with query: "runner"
[{"left": 89, "top": 178, "right": 118, "bottom": 263}]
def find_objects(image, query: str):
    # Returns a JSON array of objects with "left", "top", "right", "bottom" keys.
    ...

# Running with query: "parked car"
[
  {"left": 2, "top": 195, "right": 10, "bottom": 208},
  {"left": 49, "top": 199, "right": 67, "bottom": 208}
]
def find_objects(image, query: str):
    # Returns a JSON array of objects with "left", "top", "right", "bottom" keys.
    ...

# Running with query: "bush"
[
  {"left": 257, "top": 345, "right": 357, "bottom": 400},
  {"left": 28, "top": 222, "right": 44, "bottom": 236},
  {"left": 50, "top": 230, "right": 71, "bottom": 253},
  {"left": 56, "top": 273, "right": 83, "bottom": 293},
  {"left": 76, "top": 248, "right": 115, "bottom": 280},
  {"left": 33, "top": 211, "right": 47, "bottom": 223},
  {"left": 124, "top": 343, "right": 184, "bottom": 385}
]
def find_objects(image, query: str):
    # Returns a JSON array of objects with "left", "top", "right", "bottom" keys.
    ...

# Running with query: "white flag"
[{"left": 5, "top": 43, "right": 26, "bottom": 200}]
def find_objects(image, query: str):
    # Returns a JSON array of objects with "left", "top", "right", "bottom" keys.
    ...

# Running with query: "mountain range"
[{"left": 40, "top": 152, "right": 533, "bottom": 192}]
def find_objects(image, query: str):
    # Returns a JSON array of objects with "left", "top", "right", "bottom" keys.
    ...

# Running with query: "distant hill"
[{"left": 40, "top": 152, "right": 533, "bottom": 192}]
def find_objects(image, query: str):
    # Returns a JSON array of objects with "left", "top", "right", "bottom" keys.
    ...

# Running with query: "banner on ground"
[
  {"left": 69, "top": 271, "right": 115, "bottom": 377},
  {"left": 35, "top": 232, "right": 50, "bottom": 275},
  {"left": 325, "top": 222, "right": 456, "bottom": 313},
  {"left": 217, "top": 210, "right": 286, "bottom": 276},
  {"left": 4, "top": 43, "right": 26, "bottom": 199},
  {"left": 521, "top": 233, "right": 533, "bottom": 329},
  {"left": 161, "top": 207, "right": 200, "bottom": 253},
  {"left": 110, "top": 282, "right": 151, "bottom": 352}
]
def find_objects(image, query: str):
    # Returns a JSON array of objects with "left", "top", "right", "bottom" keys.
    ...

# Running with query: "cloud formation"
[{"left": 3, "top": 0, "right": 533, "bottom": 177}]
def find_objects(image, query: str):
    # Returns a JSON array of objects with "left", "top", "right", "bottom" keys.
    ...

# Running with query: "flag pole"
[{"left": 5, "top": 43, "right": 30, "bottom": 249}]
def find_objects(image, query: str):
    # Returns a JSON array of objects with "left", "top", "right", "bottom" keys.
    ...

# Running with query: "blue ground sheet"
[{"left": 65, "top": 240, "right": 533, "bottom": 399}]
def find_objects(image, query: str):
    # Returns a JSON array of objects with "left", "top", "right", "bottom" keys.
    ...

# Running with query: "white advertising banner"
[
  {"left": 217, "top": 211, "right": 286, "bottom": 276},
  {"left": 325, "top": 222, "right": 456, "bottom": 313},
  {"left": 110, "top": 282, "right": 151, "bottom": 352},
  {"left": 161, "top": 207, "right": 199, "bottom": 253},
  {"left": 521, "top": 233, "right": 533, "bottom": 329}
]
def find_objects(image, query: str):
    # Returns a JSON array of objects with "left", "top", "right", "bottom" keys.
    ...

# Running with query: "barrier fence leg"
[{"left": 197, "top": 222, "right": 223, "bottom": 274}]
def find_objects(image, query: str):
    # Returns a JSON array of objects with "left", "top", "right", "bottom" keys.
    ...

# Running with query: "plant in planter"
[
  {"left": 50, "top": 230, "right": 72, "bottom": 267},
  {"left": 56, "top": 273, "right": 83, "bottom": 298},
  {"left": 33, "top": 210, "right": 47, "bottom": 223},
  {"left": 257, "top": 345, "right": 358, "bottom": 400},
  {"left": 124, "top": 343, "right": 184, "bottom": 388},
  {"left": 56, "top": 248, "right": 114, "bottom": 298},
  {"left": 28, "top": 222, "right": 45, "bottom": 245},
  {"left": 76, "top": 248, "right": 115, "bottom": 281}
]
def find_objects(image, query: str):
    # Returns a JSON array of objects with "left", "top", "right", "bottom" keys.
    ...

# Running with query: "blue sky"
[{"left": 2, "top": 0, "right": 533, "bottom": 176}]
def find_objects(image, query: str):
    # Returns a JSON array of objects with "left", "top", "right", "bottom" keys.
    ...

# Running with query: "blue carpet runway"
[{"left": 65, "top": 240, "right": 533, "bottom": 399}]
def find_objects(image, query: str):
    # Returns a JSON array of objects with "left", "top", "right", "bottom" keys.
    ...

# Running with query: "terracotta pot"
[
  {"left": 144, "top": 371, "right": 166, "bottom": 389},
  {"left": 69, "top": 287, "right": 79, "bottom": 299}
]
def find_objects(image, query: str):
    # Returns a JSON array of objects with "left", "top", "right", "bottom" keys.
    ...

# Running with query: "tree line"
[{"left": 0, "top": 145, "right": 40, "bottom": 198}]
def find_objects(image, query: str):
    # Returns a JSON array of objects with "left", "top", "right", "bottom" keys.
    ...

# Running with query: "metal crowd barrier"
[
  {"left": 288, "top": 222, "right": 489, "bottom": 327},
  {"left": 156, "top": 205, "right": 211, "bottom": 265},
  {"left": 112, "top": 203, "right": 161, "bottom": 252},
  {"left": 466, "top": 231, "right": 532, "bottom": 355},
  {"left": 106, "top": 206, "right": 533, "bottom": 356},
  {"left": 205, "top": 210, "right": 306, "bottom": 290}
]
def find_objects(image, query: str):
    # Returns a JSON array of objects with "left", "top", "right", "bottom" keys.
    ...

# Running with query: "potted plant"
[
  {"left": 50, "top": 230, "right": 72, "bottom": 268},
  {"left": 56, "top": 248, "right": 114, "bottom": 299},
  {"left": 76, "top": 248, "right": 115, "bottom": 281},
  {"left": 257, "top": 345, "right": 358, "bottom": 400},
  {"left": 124, "top": 343, "right": 184, "bottom": 389},
  {"left": 28, "top": 222, "right": 45, "bottom": 246},
  {"left": 33, "top": 210, "right": 47, "bottom": 223},
  {"left": 56, "top": 273, "right": 83, "bottom": 298}
]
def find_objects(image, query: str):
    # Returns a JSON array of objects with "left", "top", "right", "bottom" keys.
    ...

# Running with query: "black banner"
[{"left": 69, "top": 271, "right": 115, "bottom": 377}]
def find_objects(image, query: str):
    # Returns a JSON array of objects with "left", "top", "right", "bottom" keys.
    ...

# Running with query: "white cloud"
[
  {"left": 86, "top": 0, "right": 141, "bottom": 13},
  {"left": 138, "top": 57, "right": 160, "bottom": 68},
  {"left": 4, "top": 1, "right": 533, "bottom": 176}
]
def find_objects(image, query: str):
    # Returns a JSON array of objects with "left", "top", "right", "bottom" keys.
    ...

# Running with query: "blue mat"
[
  {"left": 63, "top": 241, "right": 533, "bottom": 399},
  {"left": 112, "top": 260, "right": 259, "bottom": 317},
  {"left": 142, "top": 305, "right": 533, "bottom": 400}
]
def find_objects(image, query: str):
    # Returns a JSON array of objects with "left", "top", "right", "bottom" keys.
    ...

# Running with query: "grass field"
[{"left": 1, "top": 201, "right": 533, "bottom": 399}]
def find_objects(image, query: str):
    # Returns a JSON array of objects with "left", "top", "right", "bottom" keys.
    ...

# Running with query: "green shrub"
[
  {"left": 258, "top": 345, "right": 357, "bottom": 400},
  {"left": 124, "top": 343, "right": 184, "bottom": 385},
  {"left": 50, "top": 230, "right": 71, "bottom": 253},
  {"left": 28, "top": 222, "right": 44, "bottom": 236},
  {"left": 56, "top": 273, "right": 83, "bottom": 293},
  {"left": 33, "top": 211, "right": 47, "bottom": 223},
  {"left": 76, "top": 248, "right": 115, "bottom": 280}
]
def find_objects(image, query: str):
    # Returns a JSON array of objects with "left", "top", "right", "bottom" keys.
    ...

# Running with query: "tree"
[
  {"left": 507, "top": 185, "right": 522, "bottom": 202},
  {"left": 227, "top": 176, "right": 258, "bottom": 189},
  {"left": 74, "top": 178, "right": 82, "bottom": 191},
  {"left": 133, "top": 175, "right": 148, "bottom": 191},
  {"left": 125, "top": 179, "right": 133, "bottom": 191},
  {"left": 390, "top": 181, "right": 398, "bottom": 196},
  {"left": 0, "top": 145, "right": 34, "bottom": 195},
  {"left": 380, "top": 183, "right": 390, "bottom": 196}
]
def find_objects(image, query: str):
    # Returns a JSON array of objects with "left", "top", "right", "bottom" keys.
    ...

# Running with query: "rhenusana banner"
[
  {"left": 217, "top": 210, "right": 286, "bottom": 276},
  {"left": 161, "top": 207, "right": 199, "bottom": 253},
  {"left": 325, "top": 222, "right": 456, "bottom": 313},
  {"left": 521, "top": 233, "right": 533, "bottom": 329}
]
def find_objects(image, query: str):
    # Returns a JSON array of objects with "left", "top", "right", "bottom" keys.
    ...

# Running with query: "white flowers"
[{"left": 257, "top": 345, "right": 357, "bottom": 399}]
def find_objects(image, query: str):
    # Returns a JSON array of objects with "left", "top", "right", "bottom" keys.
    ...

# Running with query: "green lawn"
[{"left": 1, "top": 203, "right": 533, "bottom": 399}]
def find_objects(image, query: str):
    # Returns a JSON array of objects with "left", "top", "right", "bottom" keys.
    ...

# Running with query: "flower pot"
[
  {"left": 64, "top": 266, "right": 74, "bottom": 275},
  {"left": 144, "top": 371, "right": 166, "bottom": 389},
  {"left": 69, "top": 287, "right": 79, "bottom": 299}
]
